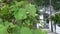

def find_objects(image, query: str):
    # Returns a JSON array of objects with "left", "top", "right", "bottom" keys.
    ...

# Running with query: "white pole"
[{"left": 50, "top": 0, "right": 53, "bottom": 32}]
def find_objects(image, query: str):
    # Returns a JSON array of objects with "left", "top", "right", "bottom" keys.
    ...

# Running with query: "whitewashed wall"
[
  {"left": 49, "top": 21, "right": 60, "bottom": 34},
  {"left": 56, "top": 25, "right": 60, "bottom": 34}
]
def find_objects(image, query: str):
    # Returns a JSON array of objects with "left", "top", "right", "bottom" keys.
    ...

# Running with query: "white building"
[
  {"left": 38, "top": 6, "right": 60, "bottom": 34},
  {"left": 51, "top": 11, "right": 60, "bottom": 34}
]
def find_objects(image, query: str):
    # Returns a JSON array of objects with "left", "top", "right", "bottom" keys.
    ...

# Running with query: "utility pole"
[{"left": 50, "top": 0, "right": 53, "bottom": 32}]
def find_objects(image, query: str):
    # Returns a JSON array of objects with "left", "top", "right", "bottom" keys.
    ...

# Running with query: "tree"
[
  {"left": 32, "top": 0, "right": 60, "bottom": 10},
  {"left": 51, "top": 13, "right": 60, "bottom": 33}
]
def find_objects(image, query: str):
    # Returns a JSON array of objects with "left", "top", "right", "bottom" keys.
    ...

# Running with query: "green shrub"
[
  {"left": 32, "top": 29, "right": 42, "bottom": 34},
  {"left": 0, "top": 0, "right": 47, "bottom": 34},
  {"left": 0, "top": 25, "right": 8, "bottom": 34},
  {"left": 42, "top": 30, "right": 47, "bottom": 34},
  {"left": 32, "top": 29, "right": 47, "bottom": 34},
  {"left": 20, "top": 27, "right": 32, "bottom": 34},
  {"left": 12, "top": 25, "right": 21, "bottom": 34},
  {"left": 0, "top": 0, "right": 3, "bottom": 3},
  {"left": 0, "top": 18, "right": 3, "bottom": 24}
]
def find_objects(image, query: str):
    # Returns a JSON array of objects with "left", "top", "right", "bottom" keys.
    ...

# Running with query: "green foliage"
[
  {"left": 33, "top": 0, "right": 45, "bottom": 6},
  {"left": 4, "top": 21, "right": 15, "bottom": 28},
  {"left": 32, "top": 29, "right": 47, "bottom": 34},
  {"left": 0, "top": 25, "right": 8, "bottom": 34},
  {"left": 51, "top": 13, "right": 60, "bottom": 24},
  {"left": 32, "top": 0, "right": 60, "bottom": 10},
  {"left": 52, "top": 0, "right": 60, "bottom": 10},
  {"left": 25, "top": 4, "right": 36, "bottom": 16},
  {"left": 33, "top": 29, "right": 47, "bottom": 34},
  {"left": 16, "top": 1, "right": 29, "bottom": 7},
  {"left": 14, "top": 3, "right": 36, "bottom": 20},
  {"left": 12, "top": 25, "right": 21, "bottom": 34},
  {"left": 14, "top": 8, "right": 27, "bottom": 20},
  {"left": 42, "top": 30, "right": 47, "bottom": 34},
  {"left": 0, "top": 4, "right": 9, "bottom": 20},
  {"left": 0, "top": 18, "right": 3, "bottom": 24},
  {"left": 20, "top": 27, "right": 32, "bottom": 34},
  {"left": 13, "top": 2, "right": 36, "bottom": 27},
  {"left": 32, "top": 29, "right": 42, "bottom": 34},
  {"left": 0, "top": 21, "right": 20, "bottom": 34},
  {"left": 0, "top": 4, "right": 9, "bottom": 15},
  {"left": 0, "top": 0, "right": 47, "bottom": 34},
  {"left": 0, "top": 0, "right": 3, "bottom": 3}
]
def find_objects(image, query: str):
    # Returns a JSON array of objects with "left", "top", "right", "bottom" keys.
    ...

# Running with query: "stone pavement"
[
  {"left": 41, "top": 29, "right": 57, "bottom": 34},
  {"left": 47, "top": 31, "right": 56, "bottom": 34},
  {"left": 48, "top": 32, "right": 58, "bottom": 34}
]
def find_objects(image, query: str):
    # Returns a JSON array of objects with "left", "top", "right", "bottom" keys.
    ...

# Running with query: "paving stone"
[{"left": 41, "top": 29, "right": 57, "bottom": 34}]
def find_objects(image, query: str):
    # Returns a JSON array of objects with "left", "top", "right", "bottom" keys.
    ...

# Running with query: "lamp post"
[{"left": 50, "top": 0, "right": 53, "bottom": 32}]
